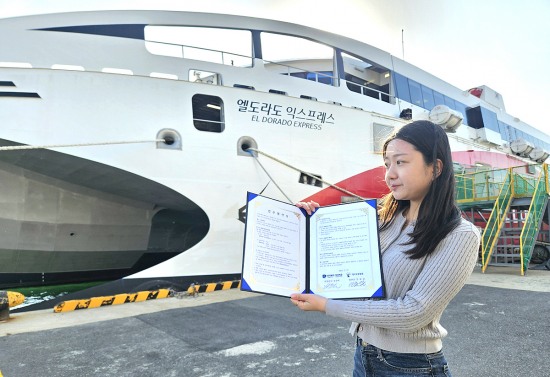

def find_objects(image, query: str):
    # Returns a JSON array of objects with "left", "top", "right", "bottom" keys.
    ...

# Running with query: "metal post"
[{"left": 0, "top": 291, "right": 9, "bottom": 321}]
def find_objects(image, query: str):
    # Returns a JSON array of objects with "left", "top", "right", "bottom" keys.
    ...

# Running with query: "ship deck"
[{"left": 1, "top": 267, "right": 549, "bottom": 377}]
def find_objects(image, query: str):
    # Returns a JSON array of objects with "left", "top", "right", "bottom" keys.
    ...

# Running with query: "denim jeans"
[{"left": 353, "top": 338, "right": 452, "bottom": 377}]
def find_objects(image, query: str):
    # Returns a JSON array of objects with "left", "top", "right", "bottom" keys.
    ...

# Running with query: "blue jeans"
[{"left": 353, "top": 338, "right": 452, "bottom": 376}]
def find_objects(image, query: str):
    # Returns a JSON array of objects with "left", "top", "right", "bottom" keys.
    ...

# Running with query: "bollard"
[
  {"left": 7, "top": 291, "right": 25, "bottom": 307},
  {"left": 0, "top": 291, "right": 9, "bottom": 322},
  {"left": 0, "top": 290, "right": 25, "bottom": 321}
]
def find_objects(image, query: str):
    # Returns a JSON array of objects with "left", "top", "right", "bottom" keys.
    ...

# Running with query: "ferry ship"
[{"left": 1, "top": 10, "right": 548, "bottom": 296}]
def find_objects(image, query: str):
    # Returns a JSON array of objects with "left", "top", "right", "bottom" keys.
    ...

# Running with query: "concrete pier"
[{"left": 0, "top": 267, "right": 549, "bottom": 377}]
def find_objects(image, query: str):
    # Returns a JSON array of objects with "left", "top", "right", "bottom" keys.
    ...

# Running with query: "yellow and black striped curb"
[
  {"left": 53, "top": 280, "right": 242, "bottom": 312},
  {"left": 186, "top": 280, "right": 241, "bottom": 295},
  {"left": 53, "top": 289, "right": 171, "bottom": 313}
]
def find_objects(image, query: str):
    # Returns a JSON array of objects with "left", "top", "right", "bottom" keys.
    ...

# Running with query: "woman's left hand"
[
  {"left": 295, "top": 200, "right": 320, "bottom": 215},
  {"left": 290, "top": 293, "right": 328, "bottom": 312}
]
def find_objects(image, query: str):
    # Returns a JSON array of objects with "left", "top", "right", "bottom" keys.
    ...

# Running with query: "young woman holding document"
[{"left": 292, "top": 120, "right": 480, "bottom": 377}]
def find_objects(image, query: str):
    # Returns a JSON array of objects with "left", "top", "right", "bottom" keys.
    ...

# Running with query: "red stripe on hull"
[
  {"left": 302, "top": 166, "right": 389, "bottom": 205},
  {"left": 302, "top": 151, "right": 531, "bottom": 205}
]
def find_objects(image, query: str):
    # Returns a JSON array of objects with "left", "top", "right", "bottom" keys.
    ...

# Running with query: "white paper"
[
  {"left": 242, "top": 195, "right": 306, "bottom": 296},
  {"left": 242, "top": 195, "right": 383, "bottom": 299},
  {"left": 309, "top": 201, "right": 382, "bottom": 299}
]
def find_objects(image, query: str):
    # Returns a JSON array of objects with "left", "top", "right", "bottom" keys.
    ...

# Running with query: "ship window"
[
  {"left": 444, "top": 96, "right": 456, "bottom": 110},
  {"left": 480, "top": 107, "right": 499, "bottom": 133},
  {"left": 507, "top": 125, "right": 517, "bottom": 141},
  {"left": 287, "top": 71, "right": 334, "bottom": 85},
  {"left": 433, "top": 91, "right": 445, "bottom": 106},
  {"left": 260, "top": 32, "right": 335, "bottom": 86},
  {"left": 342, "top": 52, "right": 391, "bottom": 103},
  {"left": 299, "top": 173, "right": 323, "bottom": 187},
  {"left": 467, "top": 106, "right": 500, "bottom": 133},
  {"left": 408, "top": 80, "right": 422, "bottom": 107},
  {"left": 466, "top": 106, "right": 484, "bottom": 129},
  {"left": 454, "top": 102, "right": 468, "bottom": 126},
  {"left": 421, "top": 85, "right": 434, "bottom": 109},
  {"left": 313, "top": 71, "right": 334, "bottom": 85},
  {"left": 394, "top": 73, "right": 411, "bottom": 103},
  {"left": 192, "top": 94, "right": 225, "bottom": 132},
  {"left": 145, "top": 26, "right": 252, "bottom": 67},
  {"left": 189, "top": 69, "right": 220, "bottom": 85},
  {"left": 525, "top": 133, "right": 536, "bottom": 145}
]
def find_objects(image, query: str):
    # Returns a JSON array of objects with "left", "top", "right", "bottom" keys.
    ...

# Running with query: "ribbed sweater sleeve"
[{"left": 325, "top": 218, "right": 480, "bottom": 334}]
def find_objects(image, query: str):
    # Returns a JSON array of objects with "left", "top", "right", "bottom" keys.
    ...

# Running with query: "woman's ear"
[{"left": 434, "top": 159, "right": 443, "bottom": 178}]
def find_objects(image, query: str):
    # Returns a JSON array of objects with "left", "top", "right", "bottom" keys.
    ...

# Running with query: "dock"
[{"left": 1, "top": 267, "right": 549, "bottom": 377}]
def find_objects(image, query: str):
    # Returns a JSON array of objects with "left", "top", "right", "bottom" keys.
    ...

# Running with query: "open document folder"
[{"left": 241, "top": 193, "right": 385, "bottom": 299}]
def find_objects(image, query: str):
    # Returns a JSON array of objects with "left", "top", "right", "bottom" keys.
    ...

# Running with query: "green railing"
[
  {"left": 480, "top": 169, "right": 513, "bottom": 271},
  {"left": 520, "top": 165, "right": 549, "bottom": 275},
  {"left": 456, "top": 164, "right": 549, "bottom": 274},
  {"left": 455, "top": 168, "right": 509, "bottom": 205},
  {"left": 513, "top": 173, "right": 537, "bottom": 197}
]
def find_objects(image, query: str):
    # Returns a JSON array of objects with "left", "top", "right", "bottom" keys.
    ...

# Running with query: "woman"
[{"left": 292, "top": 120, "right": 480, "bottom": 376}]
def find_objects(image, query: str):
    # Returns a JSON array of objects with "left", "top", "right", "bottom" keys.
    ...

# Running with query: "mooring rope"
[
  {"left": 0, "top": 140, "right": 365, "bottom": 202},
  {"left": 247, "top": 149, "right": 294, "bottom": 204},
  {"left": 0, "top": 139, "right": 166, "bottom": 151},
  {"left": 246, "top": 147, "right": 365, "bottom": 202}
]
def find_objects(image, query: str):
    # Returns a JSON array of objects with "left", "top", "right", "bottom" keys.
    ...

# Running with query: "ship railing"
[
  {"left": 264, "top": 60, "right": 393, "bottom": 102},
  {"left": 455, "top": 167, "right": 510, "bottom": 203},
  {"left": 3, "top": 39, "right": 394, "bottom": 103},
  {"left": 146, "top": 39, "right": 394, "bottom": 101},
  {"left": 146, "top": 39, "right": 255, "bottom": 68},
  {"left": 480, "top": 168, "right": 513, "bottom": 271},
  {"left": 147, "top": 39, "right": 339, "bottom": 84},
  {"left": 344, "top": 81, "right": 391, "bottom": 102},
  {"left": 519, "top": 165, "right": 548, "bottom": 274},
  {"left": 455, "top": 165, "right": 540, "bottom": 204}
]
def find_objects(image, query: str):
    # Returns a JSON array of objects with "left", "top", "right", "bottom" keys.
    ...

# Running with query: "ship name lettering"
[
  {"left": 261, "top": 116, "right": 293, "bottom": 126},
  {"left": 293, "top": 120, "right": 322, "bottom": 131}
]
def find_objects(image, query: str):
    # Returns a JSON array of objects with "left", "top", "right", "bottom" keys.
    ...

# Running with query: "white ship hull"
[{"left": 0, "top": 10, "right": 547, "bottom": 305}]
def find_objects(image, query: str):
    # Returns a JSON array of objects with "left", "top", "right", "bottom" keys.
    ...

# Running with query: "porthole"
[{"left": 156, "top": 129, "right": 182, "bottom": 150}]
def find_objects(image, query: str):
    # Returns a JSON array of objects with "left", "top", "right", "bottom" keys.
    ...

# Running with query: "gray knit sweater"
[{"left": 325, "top": 212, "right": 480, "bottom": 354}]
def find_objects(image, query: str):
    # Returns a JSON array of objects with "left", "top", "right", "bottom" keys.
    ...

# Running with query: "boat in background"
[{"left": 0, "top": 10, "right": 548, "bottom": 308}]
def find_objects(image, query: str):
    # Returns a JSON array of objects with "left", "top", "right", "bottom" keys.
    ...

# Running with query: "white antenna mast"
[{"left": 401, "top": 29, "right": 405, "bottom": 60}]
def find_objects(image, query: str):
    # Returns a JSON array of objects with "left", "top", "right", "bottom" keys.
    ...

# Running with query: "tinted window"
[
  {"left": 393, "top": 73, "right": 410, "bottom": 103},
  {"left": 444, "top": 96, "right": 456, "bottom": 110},
  {"left": 408, "top": 80, "right": 423, "bottom": 107},
  {"left": 433, "top": 91, "right": 445, "bottom": 106},
  {"left": 454, "top": 102, "right": 468, "bottom": 126},
  {"left": 307, "top": 71, "right": 333, "bottom": 85},
  {"left": 508, "top": 126, "right": 517, "bottom": 141},
  {"left": 480, "top": 107, "right": 499, "bottom": 132},
  {"left": 466, "top": 106, "right": 483, "bottom": 129},
  {"left": 421, "top": 85, "right": 434, "bottom": 109},
  {"left": 192, "top": 94, "right": 225, "bottom": 132},
  {"left": 498, "top": 122, "right": 511, "bottom": 141}
]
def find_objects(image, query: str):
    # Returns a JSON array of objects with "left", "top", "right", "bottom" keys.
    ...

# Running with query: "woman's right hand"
[{"left": 295, "top": 200, "right": 320, "bottom": 215}]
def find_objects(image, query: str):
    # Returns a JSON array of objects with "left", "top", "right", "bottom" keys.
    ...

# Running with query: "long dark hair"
[{"left": 378, "top": 120, "right": 461, "bottom": 259}]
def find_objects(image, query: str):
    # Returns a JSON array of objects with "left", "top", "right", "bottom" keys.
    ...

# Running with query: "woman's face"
[{"left": 383, "top": 138, "right": 435, "bottom": 205}]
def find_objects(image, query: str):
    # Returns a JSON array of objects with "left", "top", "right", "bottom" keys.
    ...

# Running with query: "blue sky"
[{"left": 1, "top": 0, "right": 548, "bottom": 133}]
